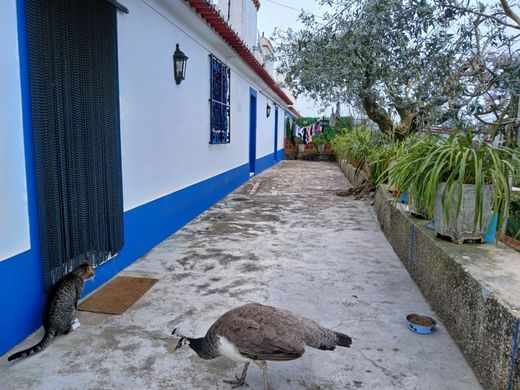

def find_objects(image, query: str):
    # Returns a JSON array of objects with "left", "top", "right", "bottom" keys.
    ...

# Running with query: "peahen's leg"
[
  {"left": 224, "top": 362, "right": 250, "bottom": 388},
  {"left": 256, "top": 361, "right": 269, "bottom": 390}
]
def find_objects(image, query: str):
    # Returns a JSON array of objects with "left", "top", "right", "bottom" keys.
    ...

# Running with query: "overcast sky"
[
  {"left": 257, "top": 0, "right": 327, "bottom": 38},
  {"left": 257, "top": 0, "right": 518, "bottom": 118},
  {"left": 257, "top": 0, "right": 335, "bottom": 117}
]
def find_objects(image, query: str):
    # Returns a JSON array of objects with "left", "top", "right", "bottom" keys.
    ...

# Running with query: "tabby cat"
[{"left": 8, "top": 262, "right": 95, "bottom": 361}]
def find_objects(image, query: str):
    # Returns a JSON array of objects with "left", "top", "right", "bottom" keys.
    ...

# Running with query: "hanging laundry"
[{"left": 302, "top": 127, "right": 309, "bottom": 145}]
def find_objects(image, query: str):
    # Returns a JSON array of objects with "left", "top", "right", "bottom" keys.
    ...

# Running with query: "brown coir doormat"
[{"left": 78, "top": 276, "right": 158, "bottom": 315}]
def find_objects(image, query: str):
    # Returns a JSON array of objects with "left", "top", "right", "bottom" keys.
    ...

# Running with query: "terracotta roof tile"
[{"left": 185, "top": 0, "right": 293, "bottom": 106}]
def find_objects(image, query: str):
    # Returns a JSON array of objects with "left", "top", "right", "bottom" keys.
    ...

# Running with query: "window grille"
[{"left": 209, "top": 55, "right": 231, "bottom": 144}]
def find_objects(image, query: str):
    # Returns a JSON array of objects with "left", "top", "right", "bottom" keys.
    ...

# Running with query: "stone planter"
[
  {"left": 434, "top": 182, "right": 494, "bottom": 243},
  {"left": 409, "top": 193, "right": 428, "bottom": 219}
]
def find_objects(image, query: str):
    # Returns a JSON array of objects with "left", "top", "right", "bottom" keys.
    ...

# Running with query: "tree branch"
[
  {"left": 500, "top": 0, "right": 520, "bottom": 28},
  {"left": 443, "top": 3, "right": 520, "bottom": 30}
]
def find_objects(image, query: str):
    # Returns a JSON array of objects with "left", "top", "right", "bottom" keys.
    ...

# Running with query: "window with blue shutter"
[{"left": 210, "top": 55, "right": 231, "bottom": 144}]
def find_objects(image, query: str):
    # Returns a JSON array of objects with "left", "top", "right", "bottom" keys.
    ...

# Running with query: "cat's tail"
[{"left": 7, "top": 329, "right": 56, "bottom": 361}]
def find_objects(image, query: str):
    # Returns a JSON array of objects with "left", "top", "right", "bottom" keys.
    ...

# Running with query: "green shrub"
[
  {"left": 311, "top": 134, "right": 327, "bottom": 145},
  {"left": 294, "top": 117, "right": 318, "bottom": 127},
  {"left": 330, "top": 128, "right": 387, "bottom": 172},
  {"left": 506, "top": 196, "right": 520, "bottom": 238},
  {"left": 389, "top": 131, "right": 520, "bottom": 231}
]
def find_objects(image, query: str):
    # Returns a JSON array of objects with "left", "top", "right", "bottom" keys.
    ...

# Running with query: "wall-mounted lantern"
[
  {"left": 266, "top": 103, "right": 272, "bottom": 118},
  {"left": 173, "top": 44, "right": 188, "bottom": 85}
]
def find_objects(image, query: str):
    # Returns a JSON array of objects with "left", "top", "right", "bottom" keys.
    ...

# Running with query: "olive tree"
[
  {"left": 437, "top": 0, "right": 520, "bottom": 143},
  {"left": 274, "top": 0, "right": 519, "bottom": 141}
]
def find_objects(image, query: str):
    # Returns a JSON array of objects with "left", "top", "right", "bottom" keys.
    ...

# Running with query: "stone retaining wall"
[
  {"left": 337, "top": 159, "right": 520, "bottom": 390},
  {"left": 337, "top": 159, "right": 368, "bottom": 187},
  {"left": 374, "top": 185, "right": 520, "bottom": 390}
]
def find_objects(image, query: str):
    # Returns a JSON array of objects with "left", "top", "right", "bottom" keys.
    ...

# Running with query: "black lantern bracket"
[{"left": 173, "top": 43, "right": 188, "bottom": 85}]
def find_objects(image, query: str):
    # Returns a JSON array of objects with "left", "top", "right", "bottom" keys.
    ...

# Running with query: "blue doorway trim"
[
  {"left": 17, "top": 0, "right": 42, "bottom": 267},
  {"left": 1, "top": 0, "right": 47, "bottom": 357},
  {"left": 249, "top": 88, "right": 257, "bottom": 174},
  {"left": 274, "top": 105, "right": 279, "bottom": 161}
]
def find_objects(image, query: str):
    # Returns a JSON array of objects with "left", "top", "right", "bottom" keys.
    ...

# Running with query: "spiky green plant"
[
  {"left": 331, "top": 128, "right": 386, "bottom": 171},
  {"left": 369, "top": 133, "right": 427, "bottom": 185},
  {"left": 506, "top": 196, "right": 520, "bottom": 239},
  {"left": 390, "top": 131, "right": 520, "bottom": 233},
  {"left": 369, "top": 138, "right": 400, "bottom": 184}
]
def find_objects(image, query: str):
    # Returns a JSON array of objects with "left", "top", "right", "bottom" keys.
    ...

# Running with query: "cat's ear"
[{"left": 82, "top": 256, "right": 92, "bottom": 268}]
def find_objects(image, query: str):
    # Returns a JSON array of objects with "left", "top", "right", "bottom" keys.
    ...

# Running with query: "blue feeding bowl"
[{"left": 406, "top": 314, "right": 436, "bottom": 334}]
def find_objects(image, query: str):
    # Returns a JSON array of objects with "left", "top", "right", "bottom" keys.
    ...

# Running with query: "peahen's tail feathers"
[{"left": 334, "top": 331, "right": 352, "bottom": 348}]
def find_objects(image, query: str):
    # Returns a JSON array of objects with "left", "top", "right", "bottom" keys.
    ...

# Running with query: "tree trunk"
[
  {"left": 360, "top": 92, "right": 394, "bottom": 135},
  {"left": 394, "top": 102, "right": 423, "bottom": 140},
  {"left": 395, "top": 112, "right": 420, "bottom": 140}
]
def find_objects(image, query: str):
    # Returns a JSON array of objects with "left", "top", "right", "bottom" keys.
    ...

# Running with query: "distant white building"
[{"left": 1, "top": 0, "right": 294, "bottom": 355}]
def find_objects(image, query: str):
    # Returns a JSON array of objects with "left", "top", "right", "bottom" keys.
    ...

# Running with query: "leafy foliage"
[
  {"left": 389, "top": 132, "right": 520, "bottom": 230},
  {"left": 331, "top": 127, "right": 421, "bottom": 183},
  {"left": 506, "top": 196, "right": 520, "bottom": 238},
  {"left": 274, "top": 0, "right": 519, "bottom": 142},
  {"left": 294, "top": 117, "right": 318, "bottom": 127},
  {"left": 311, "top": 133, "right": 327, "bottom": 145},
  {"left": 331, "top": 129, "right": 377, "bottom": 168},
  {"left": 331, "top": 117, "right": 355, "bottom": 132}
]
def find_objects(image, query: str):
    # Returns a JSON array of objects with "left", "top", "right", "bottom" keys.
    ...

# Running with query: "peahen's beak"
[{"left": 175, "top": 338, "right": 185, "bottom": 350}]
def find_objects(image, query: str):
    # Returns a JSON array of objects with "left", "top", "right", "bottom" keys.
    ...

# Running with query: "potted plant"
[
  {"left": 386, "top": 134, "right": 436, "bottom": 209},
  {"left": 370, "top": 134, "right": 408, "bottom": 186},
  {"left": 391, "top": 132, "right": 520, "bottom": 243},
  {"left": 312, "top": 134, "right": 327, "bottom": 153},
  {"left": 294, "top": 137, "right": 305, "bottom": 153}
]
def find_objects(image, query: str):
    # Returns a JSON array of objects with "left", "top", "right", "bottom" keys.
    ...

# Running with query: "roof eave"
[{"left": 185, "top": 0, "right": 293, "bottom": 106}]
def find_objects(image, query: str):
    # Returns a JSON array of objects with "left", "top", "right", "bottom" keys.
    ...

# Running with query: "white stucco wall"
[
  {"left": 118, "top": 0, "right": 285, "bottom": 211},
  {"left": 0, "top": 0, "right": 31, "bottom": 261},
  {"left": 256, "top": 92, "right": 275, "bottom": 159},
  {"left": 217, "top": 0, "right": 257, "bottom": 49},
  {"left": 242, "top": 0, "right": 258, "bottom": 49},
  {"left": 220, "top": 0, "right": 242, "bottom": 42},
  {"left": 278, "top": 107, "right": 286, "bottom": 151}
]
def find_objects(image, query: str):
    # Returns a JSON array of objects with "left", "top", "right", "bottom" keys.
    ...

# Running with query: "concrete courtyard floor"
[{"left": 1, "top": 161, "right": 481, "bottom": 390}]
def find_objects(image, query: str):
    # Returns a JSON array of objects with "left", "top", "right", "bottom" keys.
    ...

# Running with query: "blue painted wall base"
[
  {"left": 0, "top": 162, "right": 251, "bottom": 355},
  {"left": 255, "top": 150, "right": 283, "bottom": 175},
  {"left": 5, "top": 0, "right": 289, "bottom": 358}
]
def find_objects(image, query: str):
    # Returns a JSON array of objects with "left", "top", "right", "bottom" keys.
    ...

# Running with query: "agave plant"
[{"left": 390, "top": 131, "right": 520, "bottom": 234}]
